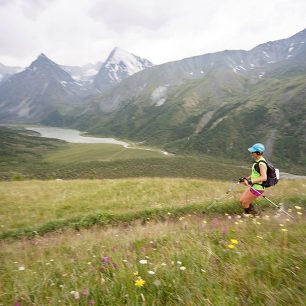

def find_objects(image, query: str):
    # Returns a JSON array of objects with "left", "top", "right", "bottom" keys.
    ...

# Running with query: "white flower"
[
  {"left": 18, "top": 266, "right": 25, "bottom": 271},
  {"left": 161, "top": 263, "right": 167, "bottom": 266},
  {"left": 123, "top": 259, "right": 128, "bottom": 263},
  {"left": 70, "top": 291, "right": 80, "bottom": 300},
  {"left": 148, "top": 270, "right": 155, "bottom": 275},
  {"left": 139, "top": 259, "right": 148, "bottom": 264},
  {"left": 180, "top": 266, "right": 186, "bottom": 271},
  {"left": 177, "top": 261, "right": 182, "bottom": 265}
]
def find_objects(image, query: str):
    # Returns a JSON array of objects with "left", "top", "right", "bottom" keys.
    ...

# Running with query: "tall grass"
[
  {"left": 0, "top": 211, "right": 305, "bottom": 305},
  {"left": 0, "top": 178, "right": 305, "bottom": 239}
]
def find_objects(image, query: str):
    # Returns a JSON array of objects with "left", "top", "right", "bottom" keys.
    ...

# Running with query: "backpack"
[{"left": 254, "top": 160, "right": 279, "bottom": 188}]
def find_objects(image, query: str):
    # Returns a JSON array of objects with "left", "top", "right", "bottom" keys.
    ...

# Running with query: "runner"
[{"left": 239, "top": 143, "right": 267, "bottom": 215}]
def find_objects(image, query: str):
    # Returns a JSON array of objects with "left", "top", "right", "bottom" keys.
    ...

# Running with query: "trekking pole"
[
  {"left": 248, "top": 185, "right": 294, "bottom": 219},
  {"left": 206, "top": 181, "right": 241, "bottom": 209}
]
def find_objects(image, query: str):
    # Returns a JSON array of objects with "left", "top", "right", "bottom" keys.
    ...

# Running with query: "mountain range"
[
  {"left": 0, "top": 28, "right": 306, "bottom": 168},
  {"left": 0, "top": 48, "right": 153, "bottom": 123}
]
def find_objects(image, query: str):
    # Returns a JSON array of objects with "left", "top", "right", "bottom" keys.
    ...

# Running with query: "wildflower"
[
  {"left": 82, "top": 289, "right": 88, "bottom": 298},
  {"left": 135, "top": 278, "right": 145, "bottom": 287},
  {"left": 148, "top": 270, "right": 155, "bottom": 275},
  {"left": 297, "top": 212, "right": 303, "bottom": 216},
  {"left": 101, "top": 256, "right": 111, "bottom": 263},
  {"left": 230, "top": 239, "right": 238, "bottom": 245},
  {"left": 203, "top": 220, "right": 207, "bottom": 224},
  {"left": 153, "top": 279, "right": 161, "bottom": 287},
  {"left": 288, "top": 209, "right": 292, "bottom": 213},
  {"left": 70, "top": 291, "right": 80, "bottom": 300},
  {"left": 177, "top": 261, "right": 182, "bottom": 265},
  {"left": 279, "top": 224, "right": 284, "bottom": 227},
  {"left": 228, "top": 244, "right": 235, "bottom": 249},
  {"left": 139, "top": 259, "right": 148, "bottom": 264},
  {"left": 123, "top": 259, "right": 128, "bottom": 263},
  {"left": 133, "top": 271, "right": 139, "bottom": 276},
  {"left": 167, "top": 212, "right": 171, "bottom": 215},
  {"left": 180, "top": 266, "right": 186, "bottom": 271},
  {"left": 256, "top": 235, "right": 263, "bottom": 239},
  {"left": 161, "top": 263, "right": 167, "bottom": 266},
  {"left": 235, "top": 222, "right": 239, "bottom": 225},
  {"left": 18, "top": 266, "right": 25, "bottom": 271},
  {"left": 201, "top": 269, "right": 206, "bottom": 273},
  {"left": 294, "top": 206, "right": 302, "bottom": 210},
  {"left": 89, "top": 300, "right": 94, "bottom": 305},
  {"left": 281, "top": 228, "right": 288, "bottom": 232},
  {"left": 179, "top": 217, "right": 184, "bottom": 221},
  {"left": 228, "top": 216, "right": 232, "bottom": 220}
]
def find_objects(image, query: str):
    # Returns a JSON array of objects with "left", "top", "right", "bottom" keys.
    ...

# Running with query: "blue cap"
[{"left": 248, "top": 143, "right": 265, "bottom": 153}]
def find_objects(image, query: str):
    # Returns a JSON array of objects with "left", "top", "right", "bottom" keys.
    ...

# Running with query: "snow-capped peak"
[
  {"left": 94, "top": 47, "right": 153, "bottom": 90},
  {"left": 105, "top": 47, "right": 153, "bottom": 76}
]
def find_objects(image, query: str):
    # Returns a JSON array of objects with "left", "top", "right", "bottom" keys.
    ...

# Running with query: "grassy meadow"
[
  {"left": 0, "top": 196, "right": 305, "bottom": 305},
  {"left": 0, "top": 126, "right": 246, "bottom": 181},
  {"left": 0, "top": 127, "right": 305, "bottom": 305},
  {"left": 0, "top": 178, "right": 305, "bottom": 305}
]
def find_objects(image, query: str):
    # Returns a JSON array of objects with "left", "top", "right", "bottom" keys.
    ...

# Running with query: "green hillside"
[
  {"left": 72, "top": 70, "right": 306, "bottom": 174},
  {"left": 0, "top": 127, "right": 246, "bottom": 181}
]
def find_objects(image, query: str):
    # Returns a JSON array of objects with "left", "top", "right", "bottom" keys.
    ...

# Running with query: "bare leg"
[{"left": 240, "top": 188, "right": 257, "bottom": 209}]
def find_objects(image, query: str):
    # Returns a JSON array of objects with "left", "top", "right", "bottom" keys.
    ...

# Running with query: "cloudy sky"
[{"left": 1, "top": 0, "right": 306, "bottom": 67}]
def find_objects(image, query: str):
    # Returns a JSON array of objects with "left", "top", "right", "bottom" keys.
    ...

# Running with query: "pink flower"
[
  {"left": 82, "top": 289, "right": 88, "bottom": 298},
  {"left": 89, "top": 300, "right": 94, "bottom": 305}
]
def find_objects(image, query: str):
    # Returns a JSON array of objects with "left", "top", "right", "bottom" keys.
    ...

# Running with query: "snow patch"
[
  {"left": 151, "top": 86, "right": 168, "bottom": 107},
  {"left": 259, "top": 72, "right": 265, "bottom": 78},
  {"left": 233, "top": 65, "right": 247, "bottom": 73},
  {"left": 288, "top": 47, "right": 294, "bottom": 53},
  {"left": 262, "top": 51, "right": 270, "bottom": 58},
  {"left": 61, "top": 81, "right": 67, "bottom": 87}
]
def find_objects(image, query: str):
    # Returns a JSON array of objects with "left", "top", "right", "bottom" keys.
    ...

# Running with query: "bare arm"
[{"left": 251, "top": 163, "right": 267, "bottom": 184}]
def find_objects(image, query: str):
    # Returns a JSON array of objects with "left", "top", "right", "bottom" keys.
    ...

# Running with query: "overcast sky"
[{"left": 1, "top": 0, "right": 306, "bottom": 67}]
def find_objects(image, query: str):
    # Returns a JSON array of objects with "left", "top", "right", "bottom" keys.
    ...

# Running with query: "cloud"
[
  {"left": 88, "top": 0, "right": 173, "bottom": 33},
  {"left": 0, "top": 0, "right": 305, "bottom": 67}
]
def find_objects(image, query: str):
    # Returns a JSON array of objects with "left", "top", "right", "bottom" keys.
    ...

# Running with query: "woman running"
[{"left": 239, "top": 143, "right": 267, "bottom": 215}]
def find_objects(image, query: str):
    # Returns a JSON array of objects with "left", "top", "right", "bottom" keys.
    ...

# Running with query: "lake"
[{"left": 26, "top": 126, "right": 129, "bottom": 147}]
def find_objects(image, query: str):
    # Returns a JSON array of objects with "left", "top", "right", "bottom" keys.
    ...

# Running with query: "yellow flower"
[
  {"left": 133, "top": 271, "right": 138, "bottom": 276},
  {"left": 256, "top": 235, "right": 263, "bottom": 239},
  {"left": 294, "top": 206, "right": 302, "bottom": 210},
  {"left": 203, "top": 220, "right": 207, "bottom": 224},
  {"left": 228, "top": 244, "right": 235, "bottom": 249},
  {"left": 281, "top": 228, "right": 288, "bottom": 232},
  {"left": 230, "top": 239, "right": 238, "bottom": 245},
  {"left": 297, "top": 212, "right": 303, "bottom": 216},
  {"left": 135, "top": 278, "right": 145, "bottom": 287}
]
